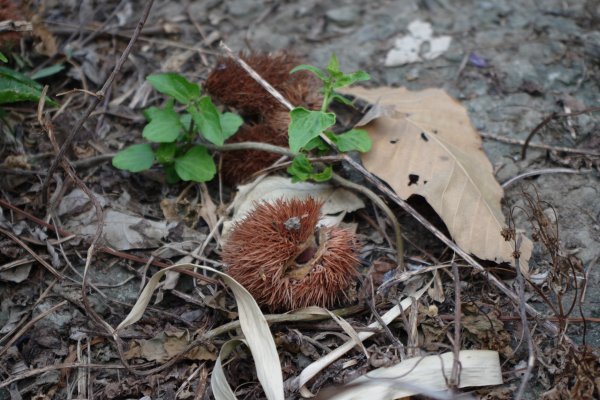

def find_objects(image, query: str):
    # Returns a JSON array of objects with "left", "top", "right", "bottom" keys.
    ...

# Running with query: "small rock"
[
  {"left": 405, "top": 67, "right": 420, "bottom": 81},
  {"left": 326, "top": 6, "right": 360, "bottom": 27},
  {"left": 251, "top": 25, "right": 292, "bottom": 51},
  {"left": 227, "top": 0, "right": 262, "bottom": 17}
]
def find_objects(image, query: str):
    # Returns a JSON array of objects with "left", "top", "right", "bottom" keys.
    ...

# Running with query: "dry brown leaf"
[
  {"left": 125, "top": 329, "right": 217, "bottom": 363},
  {"left": 344, "top": 86, "right": 532, "bottom": 267}
]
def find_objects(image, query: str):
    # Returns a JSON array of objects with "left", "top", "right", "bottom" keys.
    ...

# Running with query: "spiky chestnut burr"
[
  {"left": 205, "top": 52, "right": 322, "bottom": 118},
  {"left": 222, "top": 197, "right": 361, "bottom": 311},
  {"left": 206, "top": 52, "right": 322, "bottom": 185},
  {"left": 219, "top": 123, "right": 286, "bottom": 185}
]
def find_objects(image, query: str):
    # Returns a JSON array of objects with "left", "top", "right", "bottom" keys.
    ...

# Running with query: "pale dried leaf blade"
[
  {"left": 325, "top": 309, "right": 368, "bottom": 358},
  {"left": 116, "top": 263, "right": 284, "bottom": 400},
  {"left": 327, "top": 350, "right": 502, "bottom": 400},
  {"left": 295, "top": 279, "right": 433, "bottom": 396},
  {"left": 343, "top": 86, "right": 532, "bottom": 266},
  {"left": 212, "top": 339, "right": 244, "bottom": 400}
]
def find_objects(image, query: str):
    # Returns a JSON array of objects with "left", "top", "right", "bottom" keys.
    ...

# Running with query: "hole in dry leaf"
[{"left": 408, "top": 174, "right": 419, "bottom": 186}]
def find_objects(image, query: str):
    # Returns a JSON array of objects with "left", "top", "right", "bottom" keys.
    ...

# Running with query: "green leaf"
[
  {"left": 174, "top": 145, "right": 216, "bottom": 182},
  {"left": 290, "top": 64, "right": 326, "bottom": 81},
  {"left": 180, "top": 113, "right": 192, "bottom": 131},
  {"left": 112, "top": 143, "right": 154, "bottom": 172},
  {"left": 332, "top": 70, "right": 371, "bottom": 89},
  {"left": 326, "top": 54, "right": 341, "bottom": 76},
  {"left": 146, "top": 73, "right": 200, "bottom": 104},
  {"left": 287, "top": 154, "right": 313, "bottom": 182},
  {"left": 0, "top": 66, "right": 59, "bottom": 106},
  {"left": 142, "top": 104, "right": 182, "bottom": 143},
  {"left": 220, "top": 112, "right": 243, "bottom": 140},
  {"left": 155, "top": 142, "right": 177, "bottom": 164},
  {"left": 311, "top": 165, "right": 333, "bottom": 182},
  {"left": 332, "top": 129, "right": 372, "bottom": 152},
  {"left": 288, "top": 107, "right": 336, "bottom": 153},
  {"left": 303, "top": 136, "right": 329, "bottom": 152},
  {"left": 30, "top": 64, "right": 65, "bottom": 80},
  {"left": 188, "top": 96, "right": 225, "bottom": 145},
  {"left": 287, "top": 154, "right": 332, "bottom": 182},
  {"left": 331, "top": 92, "right": 354, "bottom": 106},
  {"left": 0, "top": 52, "right": 7, "bottom": 63}
]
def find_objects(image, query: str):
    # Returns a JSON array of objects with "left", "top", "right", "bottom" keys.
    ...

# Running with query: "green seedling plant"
[
  {"left": 0, "top": 63, "right": 59, "bottom": 106},
  {"left": 287, "top": 54, "right": 372, "bottom": 182},
  {"left": 112, "top": 73, "right": 243, "bottom": 183}
]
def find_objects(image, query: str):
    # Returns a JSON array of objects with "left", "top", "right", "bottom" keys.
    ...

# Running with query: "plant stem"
[{"left": 332, "top": 173, "right": 404, "bottom": 270}]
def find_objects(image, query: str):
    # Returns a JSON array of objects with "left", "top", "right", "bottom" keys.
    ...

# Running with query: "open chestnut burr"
[{"left": 222, "top": 197, "right": 361, "bottom": 311}]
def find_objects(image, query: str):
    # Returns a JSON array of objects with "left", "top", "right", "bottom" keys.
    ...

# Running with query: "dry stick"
[
  {"left": 520, "top": 106, "right": 600, "bottom": 160},
  {"left": 438, "top": 314, "right": 600, "bottom": 323},
  {"left": 332, "top": 173, "right": 404, "bottom": 268},
  {"left": 501, "top": 168, "right": 587, "bottom": 189},
  {"left": 480, "top": 132, "right": 600, "bottom": 157},
  {"left": 0, "top": 300, "right": 68, "bottom": 358},
  {"left": 218, "top": 42, "right": 405, "bottom": 270},
  {"left": 38, "top": 89, "right": 115, "bottom": 338},
  {"left": 513, "top": 236, "right": 535, "bottom": 400},
  {"left": 0, "top": 20, "right": 32, "bottom": 33},
  {"left": 0, "top": 363, "right": 125, "bottom": 389},
  {"left": 0, "top": 198, "right": 218, "bottom": 285},
  {"left": 0, "top": 227, "right": 63, "bottom": 279},
  {"left": 450, "top": 260, "right": 462, "bottom": 390},
  {"left": 41, "top": 0, "right": 155, "bottom": 203},
  {"left": 218, "top": 43, "right": 572, "bottom": 345}
]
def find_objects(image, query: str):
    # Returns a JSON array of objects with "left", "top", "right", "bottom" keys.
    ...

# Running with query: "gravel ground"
[{"left": 1, "top": 0, "right": 598, "bottom": 398}]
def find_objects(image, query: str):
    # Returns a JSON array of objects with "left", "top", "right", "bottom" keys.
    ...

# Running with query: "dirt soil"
[{"left": 1, "top": 0, "right": 599, "bottom": 399}]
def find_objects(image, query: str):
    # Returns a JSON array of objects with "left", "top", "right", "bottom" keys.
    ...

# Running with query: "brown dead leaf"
[
  {"left": 125, "top": 328, "right": 217, "bottom": 363},
  {"left": 31, "top": 15, "right": 57, "bottom": 57},
  {"left": 344, "top": 86, "right": 532, "bottom": 267}
]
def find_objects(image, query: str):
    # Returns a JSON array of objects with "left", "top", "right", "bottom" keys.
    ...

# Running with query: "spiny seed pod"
[
  {"left": 205, "top": 52, "right": 322, "bottom": 118},
  {"left": 222, "top": 197, "right": 361, "bottom": 311},
  {"left": 219, "top": 123, "right": 286, "bottom": 185},
  {"left": 207, "top": 52, "right": 322, "bottom": 185}
]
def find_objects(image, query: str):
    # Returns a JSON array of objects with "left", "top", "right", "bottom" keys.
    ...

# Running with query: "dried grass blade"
[
  {"left": 295, "top": 279, "right": 433, "bottom": 397},
  {"left": 116, "top": 263, "right": 284, "bottom": 400}
]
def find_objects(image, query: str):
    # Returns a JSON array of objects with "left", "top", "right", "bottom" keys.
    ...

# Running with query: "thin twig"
[
  {"left": 501, "top": 168, "right": 589, "bottom": 188},
  {"left": 41, "top": 0, "right": 155, "bottom": 203},
  {"left": 366, "top": 276, "right": 405, "bottom": 358},
  {"left": 450, "top": 260, "right": 462, "bottom": 389},
  {"left": 0, "top": 198, "right": 218, "bottom": 285},
  {"left": 0, "top": 301, "right": 68, "bottom": 358},
  {"left": 0, "top": 227, "right": 63, "bottom": 278},
  {"left": 332, "top": 173, "right": 404, "bottom": 270},
  {"left": 521, "top": 106, "right": 600, "bottom": 160},
  {"left": 219, "top": 42, "right": 294, "bottom": 111},
  {"left": 38, "top": 87, "right": 114, "bottom": 337},
  {"left": 0, "top": 20, "right": 32, "bottom": 32},
  {"left": 479, "top": 132, "right": 600, "bottom": 157},
  {"left": 513, "top": 235, "right": 535, "bottom": 400},
  {"left": 0, "top": 363, "right": 125, "bottom": 389}
]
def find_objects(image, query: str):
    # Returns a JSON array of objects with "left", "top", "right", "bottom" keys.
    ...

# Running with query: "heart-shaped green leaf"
[
  {"left": 288, "top": 107, "right": 335, "bottom": 153},
  {"left": 174, "top": 145, "right": 216, "bottom": 182},
  {"left": 142, "top": 104, "right": 182, "bottom": 143},
  {"left": 147, "top": 73, "right": 200, "bottom": 104},
  {"left": 112, "top": 143, "right": 154, "bottom": 172}
]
